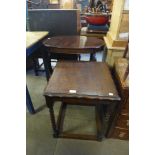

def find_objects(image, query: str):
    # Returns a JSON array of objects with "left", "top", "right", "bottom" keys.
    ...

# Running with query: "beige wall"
[
  {"left": 109, "top": 0, "right": 125, "bottom": 40},
  {"left": 106, "top": 49, "right": 125, "bottom": 67},
  {"left": 60, "top": 0, "right": 74, "bottom": 9}
]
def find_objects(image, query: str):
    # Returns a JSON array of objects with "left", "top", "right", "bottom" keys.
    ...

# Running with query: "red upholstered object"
[{"left": 85, "top": 15, "right": 109, "bottom": 26}]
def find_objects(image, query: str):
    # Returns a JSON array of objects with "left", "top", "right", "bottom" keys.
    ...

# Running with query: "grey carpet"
[{"left": 26, "top": 53, "right": 128, "bottom": 155}]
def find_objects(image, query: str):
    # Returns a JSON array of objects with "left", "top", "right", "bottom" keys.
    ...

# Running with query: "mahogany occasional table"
[
  {"left": 43, "top": 36, "right": 104, "bottom": 80},
  {"left": 44, "top": 61, "right": 120, "bottom": 141}
]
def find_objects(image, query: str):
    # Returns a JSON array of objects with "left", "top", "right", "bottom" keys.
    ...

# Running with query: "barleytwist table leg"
[
  {"left": 105, "top": 101, "right": 120, "bottom": 138},
  {"left": 49, "top": 107, "right": 58, "bottom": 137},
  {"left": 95, "top": 105, "right": 104, "bottom": 141}
]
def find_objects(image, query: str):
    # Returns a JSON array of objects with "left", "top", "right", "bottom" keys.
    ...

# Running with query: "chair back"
[{"left": 123, "top": 41, "right": 129, "bottom": 59}]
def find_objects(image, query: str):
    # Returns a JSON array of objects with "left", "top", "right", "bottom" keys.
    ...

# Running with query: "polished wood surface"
[
  {"left": 44, "top": 61, "right": 120, "bottom": 101},
  {"left": 43, "top": 36, "right": 104, "bottom": 54},
  {"left": 43, "top": 36, "right": 104, "bottom": 80}
]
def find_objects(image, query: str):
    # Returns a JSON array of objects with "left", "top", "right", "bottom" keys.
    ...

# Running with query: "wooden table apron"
[
  {"left": 26, "top": 31, "right": 49, "bottom": 114},
  {"left": 43, "top": 36, "right": 104, "bottom": 80}
]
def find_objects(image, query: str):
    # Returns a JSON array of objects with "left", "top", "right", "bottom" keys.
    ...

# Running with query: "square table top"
[
  {"left": 26, "top": 31, "right": 49, "bottom": 49},
  {"left": 44, "top": 61, "right": 120, "bottom": 101}
]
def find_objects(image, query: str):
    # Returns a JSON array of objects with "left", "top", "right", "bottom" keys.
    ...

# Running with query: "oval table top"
[{"left": 43, "top": 36, "right": 104, "bottom": 54}]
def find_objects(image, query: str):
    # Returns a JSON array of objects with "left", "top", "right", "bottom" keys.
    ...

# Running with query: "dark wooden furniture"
[
  {"left": 28, "top": 9, "right": 81, "bottom": 75},
  {"left": 43, "top": 36, "right": 104, "bottom": 80},
  {"left": 108, "top": 44, "right": 129, "bottom": 140},
  {"left": 43, "top": 36, "right": 103, "bottom": 55},
  {"left": 44, "top": 61, "right": 120, "bottom": 141}
]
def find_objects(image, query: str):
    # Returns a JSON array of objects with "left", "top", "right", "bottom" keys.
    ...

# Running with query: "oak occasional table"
[
  {"left": 44, "top": 61, "right": 120, "bottom": 141},
  {"left": 43, "top": 36, "right": 104, "bottom": 80}
]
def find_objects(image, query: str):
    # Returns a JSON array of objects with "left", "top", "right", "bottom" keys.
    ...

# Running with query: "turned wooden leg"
[
  {"left": 49, "top": 106, "right": 58, "bottom": 137},
  {"left": 105, "top": 101, "right": 121, "bottom": 138},
  {"left": 45, "top": 96, "right": 58, "bottom": 137},
  {"left": 57, "top": 102, "right": 67, "bottom": 135},
  {"left": 95, "top": 105, "right": 103, "bottom": 141},
  {"left": 32, "top": 58, "right": 39, "bottom": 76}
]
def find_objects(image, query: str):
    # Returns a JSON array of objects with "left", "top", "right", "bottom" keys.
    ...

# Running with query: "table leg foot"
[
  {"left": 105, "top": 101, "right": 120, "bottom": 138},
  {"left": 49, "top": 106, "right": 58, "bottom": 136}
]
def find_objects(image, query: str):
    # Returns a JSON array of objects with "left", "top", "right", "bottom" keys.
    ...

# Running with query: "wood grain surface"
[
  {"left": 44, "top": 61, "right": 120, "bottom": 101},
  {"left": 43, "top": 36, "right": 104, "bottom": 53}
]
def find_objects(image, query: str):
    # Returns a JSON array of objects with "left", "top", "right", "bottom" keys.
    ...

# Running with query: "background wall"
[
  {"left": 28, "top": 9, "right": 80, "bottom": 36},
  {"left": 28, "top": 0, "right": 60, "bottom": 9}
]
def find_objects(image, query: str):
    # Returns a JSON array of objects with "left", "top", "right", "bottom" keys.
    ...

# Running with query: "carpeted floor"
[{"left": 26, "top": 53, "right": 129, "bottom": 155}]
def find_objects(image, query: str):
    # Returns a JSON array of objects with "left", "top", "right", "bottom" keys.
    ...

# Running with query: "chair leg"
[
  {"left": 32, "top": 58, "right": 39, "bottom": 76},
  {"left": 26, "top": 86, "right": 35, "bottom": 114}
]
